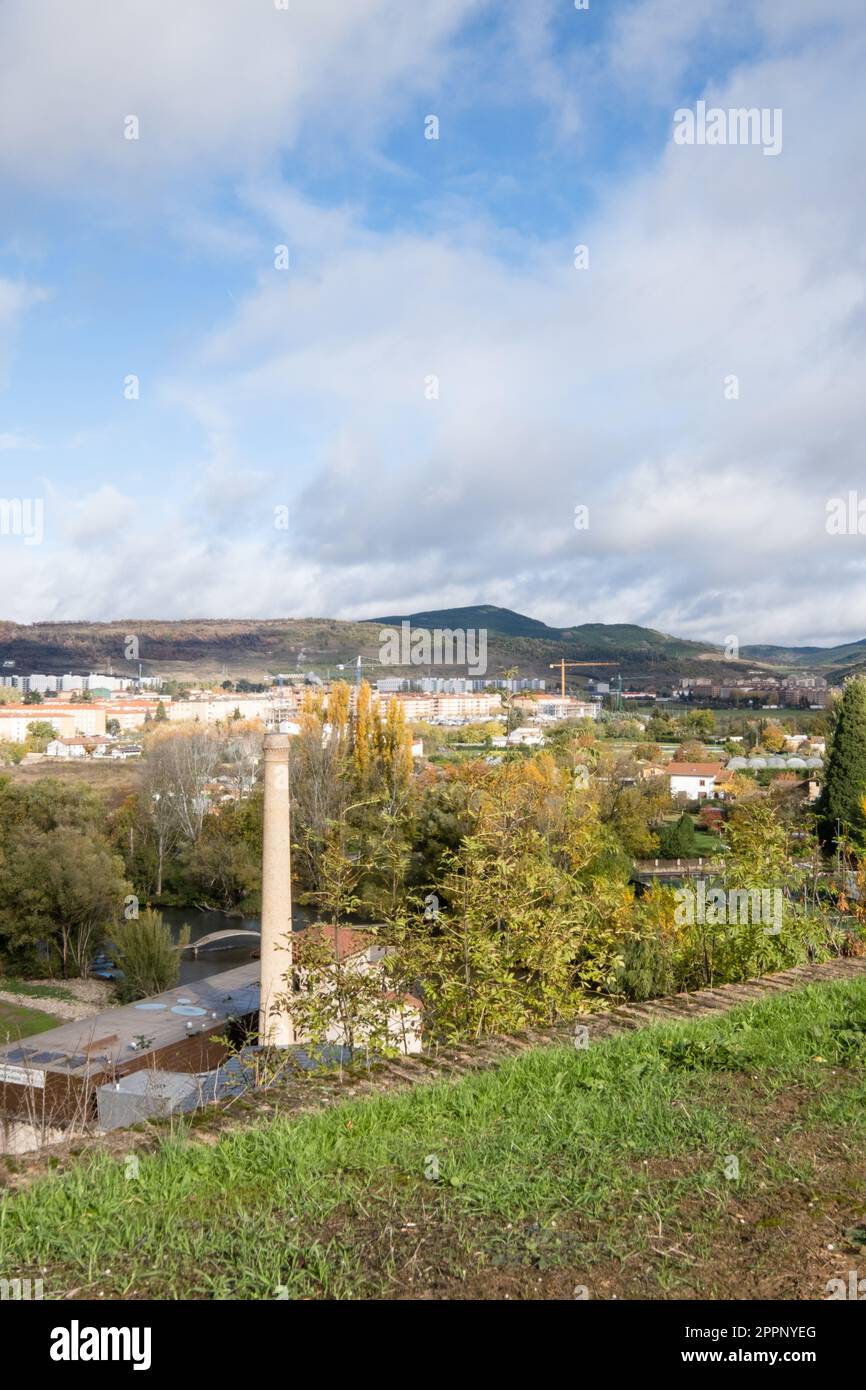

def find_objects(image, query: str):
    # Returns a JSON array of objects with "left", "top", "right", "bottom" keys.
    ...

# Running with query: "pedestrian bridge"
[{"left": 183, "top": 929, "right": 261, "bottom": 956}]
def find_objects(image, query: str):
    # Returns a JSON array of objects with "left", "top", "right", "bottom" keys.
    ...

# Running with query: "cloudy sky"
[{"left": 0, "top": 0, "right": 864, "bottom": 645}]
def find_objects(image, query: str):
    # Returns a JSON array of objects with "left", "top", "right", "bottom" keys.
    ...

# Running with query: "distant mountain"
[
  {"left": 0, "top": 607, "right": 861, "bottom": 683},
  {"left": 375, "top": 604, "right": 555, "bottom": 640},
  {"left": 372, "top": 606, "right": 719, "bottom": 676},
  {"left": 376, "top": 606, "right": 708, "bottom": 656},
  {"left": 741, "top": 637, "right": 866, "bottom": 673}
]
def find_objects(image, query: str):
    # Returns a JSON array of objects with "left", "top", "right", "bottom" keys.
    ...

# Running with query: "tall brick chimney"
[{"left": 259, "top": 731, "right": 295, "bottom": 1045}]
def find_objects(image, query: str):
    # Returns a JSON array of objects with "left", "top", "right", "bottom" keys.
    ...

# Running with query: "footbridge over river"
[{"left": 182, "top": 928, "right": 262, "bottom": 956}]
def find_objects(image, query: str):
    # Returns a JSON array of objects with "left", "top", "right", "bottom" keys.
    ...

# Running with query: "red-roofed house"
[{"left": 667, "top": 761, "right": 725, "bottom": 800}]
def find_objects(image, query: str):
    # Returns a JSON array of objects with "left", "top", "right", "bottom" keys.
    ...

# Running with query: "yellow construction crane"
[{"left": 548, "top": 660, "right": 619, "bottom": 700}]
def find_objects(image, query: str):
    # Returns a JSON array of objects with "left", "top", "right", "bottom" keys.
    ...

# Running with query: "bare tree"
[{"left": 140, "top": 729, "right": 221, "bottom": 893}]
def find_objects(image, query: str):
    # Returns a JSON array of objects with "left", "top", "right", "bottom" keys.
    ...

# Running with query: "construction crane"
[{"left": 548, "top": 660, "right": 619, "bottom": 700}]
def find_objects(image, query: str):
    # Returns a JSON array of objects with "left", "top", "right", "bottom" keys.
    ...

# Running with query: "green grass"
[
  {"left": 692, "top": 827, "right": 724, "bottom": 853},
  {"left": 0, "top": 978, "right": 79, "bottom": 1003},
  {"left": 2, "top": 979, "right": 865, "bottom": 1300},
  {"left": 0, "top": 1000, "right": 63, "bottom": 1042}
]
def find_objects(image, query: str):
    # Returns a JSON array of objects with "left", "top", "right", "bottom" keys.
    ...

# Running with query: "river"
[{"left": 159, "top": 903, "right": 317, "bottom": 985}]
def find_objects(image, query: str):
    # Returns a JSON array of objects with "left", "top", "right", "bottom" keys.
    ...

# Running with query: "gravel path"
[{"left": 0, "top": 976, "right": 114, "bottom": 1021}]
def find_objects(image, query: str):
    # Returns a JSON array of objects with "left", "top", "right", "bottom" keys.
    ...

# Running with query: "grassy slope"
[
  {"left": 0, "top": 1000, "right": 62, "bottom": 1043},
  {"left": 2, "top": 979, "right": 866, "bottom": 1300}
]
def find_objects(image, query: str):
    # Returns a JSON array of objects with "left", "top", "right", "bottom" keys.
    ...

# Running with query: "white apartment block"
[
  {"left": 0, "top": 704, "right": 107, "bottom": 740},
  {"left": 168, "top": 697, "right": 275, "bottom": 725},
  {"left": 394, "top": 692, "right": 502, "bottom": 721}
]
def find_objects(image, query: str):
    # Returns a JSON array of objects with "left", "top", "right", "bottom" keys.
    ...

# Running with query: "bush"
[
  {"left": 110, "top": 909, "right": 189, "bottom": 1002},
  {"left": 615, "top": 933, "right": 677, "bottom": 1001}
]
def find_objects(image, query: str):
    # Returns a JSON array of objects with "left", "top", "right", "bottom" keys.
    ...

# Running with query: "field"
[
  {"left": 1, "top": 758, "right": 141, "bottom": 809},
  {"left": 2, "top": 978, "right": 865, "bottom": 1300}
]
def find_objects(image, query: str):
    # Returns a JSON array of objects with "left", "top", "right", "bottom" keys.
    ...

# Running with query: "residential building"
[
  {"left": 0, "top": 703, "right": 107, "bottom": 739},
  {"left": 507, "top": 726, "right": 545, "bottom": 747},
  {"left": 667, "top": 761, "right": 725, "bottom": 800},
  {"left": 168, "top": 697, "right": 273, "bottom": 725},
  {"left": 392, "top": 692, "right": 502, "bottom": 721},
  {"left": 45, "top": 735, "right": 114, "bottom": 759}
]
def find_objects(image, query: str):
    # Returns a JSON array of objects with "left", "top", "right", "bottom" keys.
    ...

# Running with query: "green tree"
[
  {"left": 0, "top": 824, "right": 129, "bottom": 976},
  {"left": 817, "top": 678, "right": 866, "bottom": 851},
  {"left": 658, "top": 813, "right": 699, "bottom": 859},
  {"left": 25, "top": 720, "right": 58, "bottom": 751}
]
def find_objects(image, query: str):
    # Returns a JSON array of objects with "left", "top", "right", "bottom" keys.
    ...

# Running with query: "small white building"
[
  {"left": 667, "top": 761, "right": 725, "bottom": 800},
  {"left": 46, "top": 735, "right": 115, "bottom": 759},
  {"left": 293, "top": 926, "right": 423, "bottom": 1056},
  {"left": 507, "top": 726, "right": 545, "bottom": 747},
  {"left": 46, "top": 737, "right": 88, "bottom": 759}
]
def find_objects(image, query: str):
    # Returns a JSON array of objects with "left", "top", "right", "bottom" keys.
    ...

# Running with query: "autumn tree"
[{"left": 761, "top": 723, "right": 787, "bottom": 754}]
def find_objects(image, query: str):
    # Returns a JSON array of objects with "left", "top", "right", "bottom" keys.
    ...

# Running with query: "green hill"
[{"left": 0, "top": 607, "right": 859, "bottom": 683}]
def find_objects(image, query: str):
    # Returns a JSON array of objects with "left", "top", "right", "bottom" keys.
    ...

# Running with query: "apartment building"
[
  {"left": 100, "top": 698, "right": 169, "bottom": 730},
  {"left": 0, "top": 703, "right": 108, "bottom": 739},
  {"left": 168, "top": 696, "right": 275, "bottom": 725},
  {"left": 393, "top": 691, "right": 502, "bottom": 721}
]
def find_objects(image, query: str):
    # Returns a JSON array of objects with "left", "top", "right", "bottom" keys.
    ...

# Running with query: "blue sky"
[{"left": 1, "top": 0, "right": 865, "bottom": 645}]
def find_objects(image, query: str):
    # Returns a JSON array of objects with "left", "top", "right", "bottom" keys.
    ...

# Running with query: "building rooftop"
[
  {"left": 0, "top": 962, "right": 259, "bottom": 1084},
  {"left": 666, "top": 762, "right": 725, "bottom": 776}
]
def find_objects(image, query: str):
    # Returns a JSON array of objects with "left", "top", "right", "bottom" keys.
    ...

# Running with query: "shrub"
[
  {"left": 110, "top": 909, "right": 189, "bottom": 1002},
  {"left": 658, "top": 813, "right": 699, "bottom": 858}
]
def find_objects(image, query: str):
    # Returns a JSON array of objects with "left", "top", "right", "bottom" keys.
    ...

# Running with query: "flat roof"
[{"left": 0, "top": 962, "right": 259, "bottom": 1083}]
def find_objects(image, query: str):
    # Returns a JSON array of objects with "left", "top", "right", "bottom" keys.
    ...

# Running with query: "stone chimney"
[{"left": 259, "top": 731, "right": 295, "bottom": 1045}]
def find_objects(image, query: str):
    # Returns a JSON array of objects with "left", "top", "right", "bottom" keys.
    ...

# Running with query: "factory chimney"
[{"left": 259, "top": 730, "right": 295, "bottom": 1045}]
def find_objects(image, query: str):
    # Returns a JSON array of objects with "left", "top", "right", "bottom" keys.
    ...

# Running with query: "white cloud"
[
  {"left": 139, "top": 11, "right": 865, "bottom": 646},
  {"left": 0, "top": 0, "right": 482, "bottom": 196},
  {"left": 2, "top": 3, "right": 865, "bottom": 649},
  {"left": 0, "top": 431, "right": 40, "bottom": 452}
]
